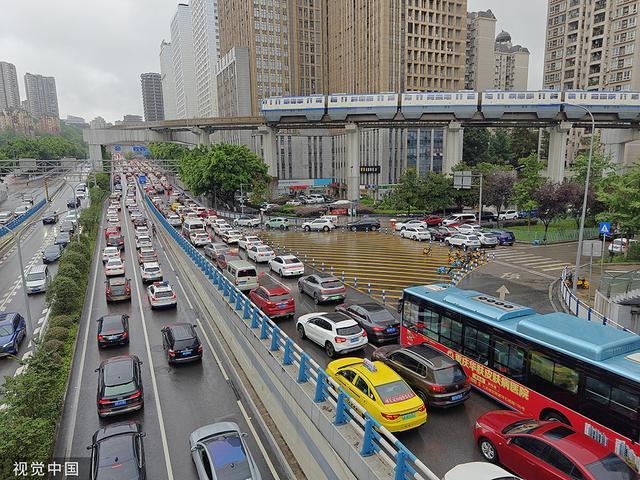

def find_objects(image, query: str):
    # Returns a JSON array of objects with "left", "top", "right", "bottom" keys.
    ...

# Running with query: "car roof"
[
  {"left": 260, "top": 284, "right": 290, "bottom": 296},
  {"left": 341, "top": 359, "right": 402, "bottom": 387},
  {"left": 405, "top": 344, "right": 459, "bottom": 369},
  {"left": 166, "top": 323, "right": 196, "bottom": 340},
  {"left": 532, "top": 422, "right": 610, "bottom": 465},
  {"left": 143, "top": 262, "right": 160, "bottom": 268},
  {"left": 318, "top": 312, "right": 353, "bottom": 324},
  {"left": 0, "top": 312, "right": 19, "bottom": 324},
  {"left": 109, "top": 277, "right": 127, "bottom": 285},
  {"left": 94, "top": 421, "right": 141, "bottom": 443},
  {"left": 314, "top": 273, "right": 338, "bottom": 280},
  {"left": 102, "top": 356, "right": 135, "bottom": 386},
  {"left": 28, "top": 264, "right": 47, "bottom": 273}
]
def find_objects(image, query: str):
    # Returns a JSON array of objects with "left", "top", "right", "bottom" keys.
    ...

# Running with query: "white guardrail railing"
[
  {"left": 559, "top": 267, "right": 631, "bottom": 332},
  {"left": 144, "top": 192, "right": 440, "bottom": 480}
]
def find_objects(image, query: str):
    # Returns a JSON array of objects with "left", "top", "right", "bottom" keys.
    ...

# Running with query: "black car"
[
  {"left": 54, "top": 231, "right": 71, "bottom": 247},
  {"left": 41, "top": 212, "right": 58, "bottom": 224},
  {"left": 372, "top": 344, "right": 471, "bottom": 407},
  {"left": 67, "top": 197, "right": 81, "bottom": 209},
  {"left": 429, "top": 226, "right": 455, "bottom": 242},
  {"left": 346, "top": 218, "right": 381, "bottom": 232},
  {"left": 106, "top": 233, "right": 125, "bottom": 250},
  {"left": 335, "top": 303, "right": 399, "bottom": 343},
  {"left": 87, "top": 421, "right": 146, "bottom": 480},
  {"left": 59, "top": 220, "right": 75, "bottom": 233},
  {"left": 161, "top": 323, "right": 202, "bottom": 364},
  {"left": 96, "top": 355, "right": 143, "bottom": 417},
  {"left": 97, "top": 314, "right": 130, "bottom": 348},
  {"left": 42, "top": 244, "right": 63, "bottom": 263}
]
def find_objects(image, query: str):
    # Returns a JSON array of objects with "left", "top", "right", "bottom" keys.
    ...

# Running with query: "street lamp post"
[{"left": 564, "top": 103, "right": 595, "bottom": 296}]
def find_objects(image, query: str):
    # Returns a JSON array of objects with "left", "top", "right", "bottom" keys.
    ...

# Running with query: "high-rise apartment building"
[
  {"left": 140, "top": 73, "right": 165, "bottom": 122},
  {"left": 171, "top": 3, "right": 198, "bottom": 119},
  {"left": 192, "top": 0, "right": 220, "bottom": 117},
  {"left": 465, "top": 12, "right": 529, "bottom": 91},
  {"left": 24, "top": 73, "right": 59, "bottom": 118},
  {"left": 327, "top": 0, "right": 467, "bottom": 93},
  {"left": 494, "top": 31, "right": 529, "bottom": 90},
  {"left": 544, "top": 0, "right": 639, "bottom": 91},
  {"left": 0, "top": 61, "right": 21, "bottom": 110},
  {"left": 465, "top": 10, "right": 497, "bottom": 91},
  {"left": 159, "top": 40, "right": 177, "bottom": 120}
]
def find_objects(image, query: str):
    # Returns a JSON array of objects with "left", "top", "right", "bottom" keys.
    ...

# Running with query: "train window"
[
  {"left": 485, "top": 94, "right": 493, "bottom": 99},
  {"left": 387, "top": 95, "right": 395, "bottom": 101},
  {"left": 551, "top": 93, "right": 559, "bottom": 99},
  {"left": 609, "top": 94, "right": 616, "bottom": 99},
  {"left": 405, "top": 95, "right": 412, "bottom": 100},
  {"left": 633, "top": 94, "right": 639, "bottom": 100},
  {"left": 316, "top": 98, "right": 322, "bottom": 103},
  {"left": 526, "top": 93, "right": 534, "bottom": 99},
  {"left": 297, "top": 99, "right": 303, "bottom": 104},
  {"left": 330, "top": 98, "right": 337, "bottom": 103},
  {"left": 444, "top": 94, "right": 451, "bottom": 99},
  {"left": 366, "top": 96, "right": 374, "bottom": 101},
  {"left": 508, "top": 93, "right": 517, "bottom": 99},
  {"left": 518, "top": 93, "right": 526, "bottom": 99},
  {"left": 467, "top": 94, "right": 475, "bottom": 99},
  {"left": 567, "top": 93, "right": 576, "bottom": 99},
  {"left": 284, "top": 99, "right": 290, "bottom": 104}
]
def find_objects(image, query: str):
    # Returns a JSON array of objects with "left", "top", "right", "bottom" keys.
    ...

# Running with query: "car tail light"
[
  {"left": 127, "top": 391, "right": 141, "bottom": 400},
  {"left": 98, "top": 398, "right": 110, "bottom": 405},
  {"left": 431, "top": 384, "right": 446, "bottom": 393},
  {"left": 122, "top": 332, "right": 128, "bottom": 339},
  {"left": 335, "top": 337, "right": 347, "bottom": 343},
  {"left": 106, "top": 287, "right": 111, "bottom": 295},
  {"left": 362, "top": 330, "right": 367, "bottom": 337},
  {"left": 234, "top": 278, "right": 239, "bottom": 285},
  {"left": 197, "top": 345, "right": 203, "bottom": 353},
  {"left": 372, "top": 326, "right": 384, "bottom": 332},
  {"left": 171, "top": 293, "right": 176, "bottom": 299},
  {"left": 98, "top": 335, "right": 104, "bottom": 341},
  {"left": 125, "top": 286, "right": 131, "bottom": 294},
  {"left": 168, "top": 350, "right": 175, "bottom": 357},
  {"left": 418, "top": 404, "right": 426, "bottom": 412},
  {"left": 381, "top": 412, "right": 400, "bottom": 421}
]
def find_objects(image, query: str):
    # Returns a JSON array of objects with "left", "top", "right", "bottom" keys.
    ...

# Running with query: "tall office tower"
[
  {"left": 24, "top": 73, "right": 59, "bottom": 118},
  {"left": 327, "top": 0, "right": 467, "bottom": 93},
  {"left": 192, "top": 0, "right": 220, "bottom": 117},
  {"left": 171, "top": 3, "right": 198, "bottom": 119},
  {"left": 218, "top": 0, "right": 326, "bottom": 115},
  {"left": 0, "top": 61, "right": 21, "bottom": 110},
  {"left": 465, "top": 10, "right": 497, "bottom": 91},
  {"left": 140, "top": 73, "right": 165, "bottom": 122},
  {"left": 544, "top": 0, "right": 639, "bottom": 91},
  {"left": 493, "top": 31, "right": 529, "bottom": 90},
  {"left": 160, "top": 40, "right": 177, "bottom": 120}
]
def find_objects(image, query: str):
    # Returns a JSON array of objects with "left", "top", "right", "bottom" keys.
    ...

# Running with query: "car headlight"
[{"left": 2, "top": 341, "right": 13, "bottom": 349}]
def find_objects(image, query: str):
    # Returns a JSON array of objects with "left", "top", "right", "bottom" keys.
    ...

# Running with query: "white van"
[
  {"left": 223, "top": 260, "right": 259, "bottom": 292},
  {"left": 181, "top": 217, "right": 206, "bottom": 238},
  {"left": 26, "top": 265, "right": 51, "bottom": 294},
  {"left": 442, "top": 213, "right": 477, "bottom": 226},
  {"left": 306, "top": 194, "right": 326, "bottom": 204}
]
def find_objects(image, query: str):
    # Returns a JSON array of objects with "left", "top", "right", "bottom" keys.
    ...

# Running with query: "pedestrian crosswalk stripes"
[{"left": 493, "top": 246, "right": 570, "bottom": 273}]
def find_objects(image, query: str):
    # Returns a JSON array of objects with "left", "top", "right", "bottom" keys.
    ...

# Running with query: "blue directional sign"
[
  {"left": 599, "top": 221, "right": 611, "bottom": 235},
  {"left": 138, "top": 175, "right": 147, "bottom": 185},
  {"left": 114, "top": 145, "right": 121, "bottom": 152}
]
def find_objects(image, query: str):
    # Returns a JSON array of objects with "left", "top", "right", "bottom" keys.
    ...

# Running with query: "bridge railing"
[
  {"left": 0, "top": 198, "right": 47, "bottom": 238},
  {"left": 144, "top": 193, "right": 441, "bottom": 480}
]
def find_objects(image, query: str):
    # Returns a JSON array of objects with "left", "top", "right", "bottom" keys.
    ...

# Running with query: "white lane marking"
[
  {"left": 519, "top": 259, "right": 568, "bottom": 267},
  {"left": 125, "top": 197, "right": 175, "bottom": 480},
  {"left": 41, "top": 308, "right": 48, "bottom": 315},
  {"left": 21, "top": 351, "right": 33, "bottom": 361},
  {"left": 33, "top": 327, "right": 41, "bottom": 337},
  {"left": 541, "top": 264, "right": 572, "bottom": 271},
  {"left": 62, "top": 217, "right": 101, "bottom": 464},
  {"left": 237, "top": 399, "right": 281, "bottom": 480}
]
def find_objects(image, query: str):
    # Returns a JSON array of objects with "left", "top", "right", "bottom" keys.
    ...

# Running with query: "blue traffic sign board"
[
  {"left": 599, "top": 221, "right": 611, "bottom": 235},
  {"left": 138, "top": 175, "right": 147, "bottom": 185}
]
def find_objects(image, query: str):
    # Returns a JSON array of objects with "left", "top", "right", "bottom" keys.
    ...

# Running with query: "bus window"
[
  {"left": 463, "top": 326, "right": 490, "bottom": 364},
  {"left": 419, "top": 307, "right": 440, "bottom": 341},
  {"left": 530, "top": 351, "right": 579, "bottom": 395},
  {"left": 440, "top": 313, "right": 463, "bottom": 349},
  {"left": 492, "top": 338, "right": 526, "bottom": 380},
  {"left": 585, "top": 377, "right": 639, "bottom": 420}
]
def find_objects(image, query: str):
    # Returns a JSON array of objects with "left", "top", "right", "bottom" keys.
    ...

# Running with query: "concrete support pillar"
[
  {"left": 88, "top": 144, "right": 102, "bottom": 171},
  {"left": 443, "top": 122, "right": 463, "bottom": 174},
  {"left": 193, "top": 127, "right": 212, "bottom": 145},
  {"left": 345, "top": 123, "right": 360, "bottom": 202},
  {"left": 546, "top": 122, "right": 572, "bottom": 183},
  {"left": 601, "top": 128, "right": 640, "bottom": 168},
  {"left": 257, "top": 125, "right": 278, "bottom": 177}
]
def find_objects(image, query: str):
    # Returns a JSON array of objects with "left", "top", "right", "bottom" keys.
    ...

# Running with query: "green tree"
[
  {"left": 421, "top": 172, "right": 453, "bottom": 213},
  {"left": 488, "top": 129, "right": 513, "bottom": 165},
  {"left": 388, "top": 168, "right": 422, "bottom": 215},
  {"left": 509, "top": 128, "right": 539, "bottom": 162},
  {"left": 597, "top": 166, "right": 640, "bottom": 238},
  {"left": 484, "top": 170, "right": 516, "bottom": 221},
  {"left": 533, "top": 182, "right": 570, "bottom": 242},
  {"left": 463, "top": 127, "right": 491, "bottom": 166},
  {"left": 570, "top": 146, "right": 613, "bottom": 190},
  {"left": 513, "top": 154, "right": 546, "bottom": 220}
]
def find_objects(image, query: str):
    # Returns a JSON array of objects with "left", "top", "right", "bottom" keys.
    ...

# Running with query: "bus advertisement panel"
[{"left": 399, "top": 284, "right": 640, "bottom": 471}]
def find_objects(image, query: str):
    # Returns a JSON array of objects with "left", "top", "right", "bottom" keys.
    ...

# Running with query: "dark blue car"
[
  {"left": 491, "top": 229, "right": 516, "bottom": 246},
  {"left": 0, "top": 313, "right": 26, "bottom": 357}
]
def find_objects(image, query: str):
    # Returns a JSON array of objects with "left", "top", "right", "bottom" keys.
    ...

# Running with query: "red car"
[
  {"left": 474, "top": 410, "right": 636, "bottom": 480},
  {"left": 249, "top": 281, "right": 295, "bottom": 319},
  {"left": 198, "top": 208, "right": 217, "bottom": 219},
  {"left": 421, "top": 215, "right": 443, "bottom": 226},
  {"left": 216, "top": 250, "right": 240, "bottom": 270},
  {"left": 104, "top": 225, "right": 121, "bottom": 240}
]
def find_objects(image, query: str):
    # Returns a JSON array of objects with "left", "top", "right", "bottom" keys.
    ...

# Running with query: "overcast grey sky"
[
  {"left": 468, "top": 0, "right": 547, "bottom": 90},
  {"left": 0, "top": 1, "right": 547, "bottom": 123}
]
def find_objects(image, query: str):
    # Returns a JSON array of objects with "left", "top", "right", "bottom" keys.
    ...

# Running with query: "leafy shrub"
[
  {"left": 48, "top": 315, "right": 75, "bottom": 330},
  {"left": 46, "top": 327, "right": 69, "bottom": 343},
  {"left": 47, "top": 276, "right": 84, "bottom": 315},
  {"left": 356, "top": 205, "right": 374, "bottom": 215}
]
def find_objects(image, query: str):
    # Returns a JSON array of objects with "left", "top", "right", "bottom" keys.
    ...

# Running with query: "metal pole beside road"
[{"left": 478, "top": 173, "right": 483, "bottom": 225}]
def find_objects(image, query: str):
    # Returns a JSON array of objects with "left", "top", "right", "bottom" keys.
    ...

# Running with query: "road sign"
[
  {"left": 453, "top": 171, "right": 472, "bottom": 190},
  {"left": 583, "top": 240, "right": 602, "bottom": 257},
  {"left": 138, "top": 175, "right": 147, "bottom": 185},
  {"left": 599, "top": 221, "right": 611, "bottom": 235}
]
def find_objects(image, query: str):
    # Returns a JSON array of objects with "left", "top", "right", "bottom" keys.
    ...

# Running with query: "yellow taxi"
[
  {"left": 170, "top": 201, "right": 182, "bottom": 212},
  {"left": 326, "top": 358, "right": 426, "bottom": 433}
]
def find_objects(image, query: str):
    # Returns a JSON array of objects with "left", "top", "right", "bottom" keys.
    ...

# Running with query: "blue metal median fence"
[
  {"left": 0, "top": 198, "right": 47, "bottom": 238},
  {"left": 144, "top": 193, "right": 432, "bottom": 480}
]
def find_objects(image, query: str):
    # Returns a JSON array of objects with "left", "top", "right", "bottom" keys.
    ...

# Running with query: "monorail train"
[{"left": 260, "top": 90, "right": 640, "bottom": 122}]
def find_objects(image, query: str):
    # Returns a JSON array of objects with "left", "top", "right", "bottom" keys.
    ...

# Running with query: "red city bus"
[{"left": 398, "top": 284, "right": 640, "bottom": 470}]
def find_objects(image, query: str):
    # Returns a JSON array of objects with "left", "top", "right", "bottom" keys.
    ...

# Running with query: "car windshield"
[
  {"left": 468, "top": 236, "right": 479, "bottom": 241},
  {"left": 586, "top": 453, "right": 636, "bottom": 480},
  {"left": 502, "top": 419, "right": 541, "bottom": 435},
  {"left": 97, "top": 437, "right": 138, "bottom": 478},
  {"left": 174, "top": 337, "right": 197, "bottom": 350},
  {"left": 0, "top": 325, "right": 13, "bottom": 336},
  {"left": 257, "top": 246, "right": 272, "bottom": 252},
  {"left": 204, "top": 434, "right": 251, "bottom": 480},
  {"left": 155, "top": 290, "right": 173, "bottom": 298},
  {"left": 268, "top": 294, "right": 291, "bottom": 302},
  {"left": 336, "top": 325, "right": 361, "bottom": 336},
  {"left": 433, "top": 365, "right": 467, "bottom": 384},
  {"left": 27, "top": 272, "right": 45, "bottom": 281},
  {"left": 145, "top": 266, "right": 160, "bottom": 273},
  {"left": 238, "top": 268, "right": 257, "bottom": 277},
  {"left": 101, "top": 317, "right": 123, "bottom": 331},
  {"left": 0, "top": 213, "right": 11, "bottom": 219},
  {"left": 376, "top": 380, "right": 416, "bottom": 404},
  {"left": 320, "top": 280, "right": 342, "bottom": 288},
  {"left": 284, "top": 257, "right": 300, "bottom": 264},
  {"left": 104, "top": 381, "right": 136, "bottom": 397}
]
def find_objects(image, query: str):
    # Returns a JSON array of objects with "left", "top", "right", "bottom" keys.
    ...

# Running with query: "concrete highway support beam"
[
  {"left": 601, "top": 128, "right": 640, "bottom": 168},
  {"left": 257, "top": 125, "right": 278, "bottom": 177},
  {"left": 443, "top": 122, "right": 463, "bottom": 174},
  {"left": 192, "top": 127, "right": 213, "bottom": 145},
  {"left": 546, "top": 122, "right": 572, "bottom": 183},
  {"left": 345, "top": 123, "right": 361, "bottom": 202}
]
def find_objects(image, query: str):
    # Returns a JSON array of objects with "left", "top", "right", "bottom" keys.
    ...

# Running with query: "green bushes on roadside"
[{"left": 0, "top": 176, "right": 108, "bottom": 476}]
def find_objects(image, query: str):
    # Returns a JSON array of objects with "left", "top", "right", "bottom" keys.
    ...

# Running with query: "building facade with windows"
[
  {"left": 159, "top": 41, "right": 177, "bottom": 120},
  {"left": 192, "top": 0, "right": 220, "bottom": 117},
  {"left": 24, "top": 73, "right": 59, "bottom": 118},
  {"left": 140, "top": 73, "right": 165, "bottom": 122},
  {"left": 0, "top": 61, "right": 21, "bottom": 111},
  {"left": 171, "top": 3, "right": 198, "bottom": 119}
]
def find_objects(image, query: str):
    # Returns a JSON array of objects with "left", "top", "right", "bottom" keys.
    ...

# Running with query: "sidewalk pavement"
[{"left": 574, "top": 261, "right": 640, "bottom": 307}]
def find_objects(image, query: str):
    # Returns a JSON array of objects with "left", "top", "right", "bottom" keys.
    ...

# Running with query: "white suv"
[
  {"left": 400, "top": 226, "right": 431, "bottom": 241},
  {"left": 445, "top": 234, "right": 481, "bottom": 248},
  {"left": 302, "top": 218, "right": 335, "bottom": 232},
  {"left": 296, "top": 312, "right": 368, "bottom": 358},
  {"left": 498, "top": 210, "right": 519, "bottom": 221}
]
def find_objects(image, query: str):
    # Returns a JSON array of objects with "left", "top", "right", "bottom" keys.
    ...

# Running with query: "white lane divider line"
[{"left": 41, "top": 308, "right": 48, "bottom": 315}]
